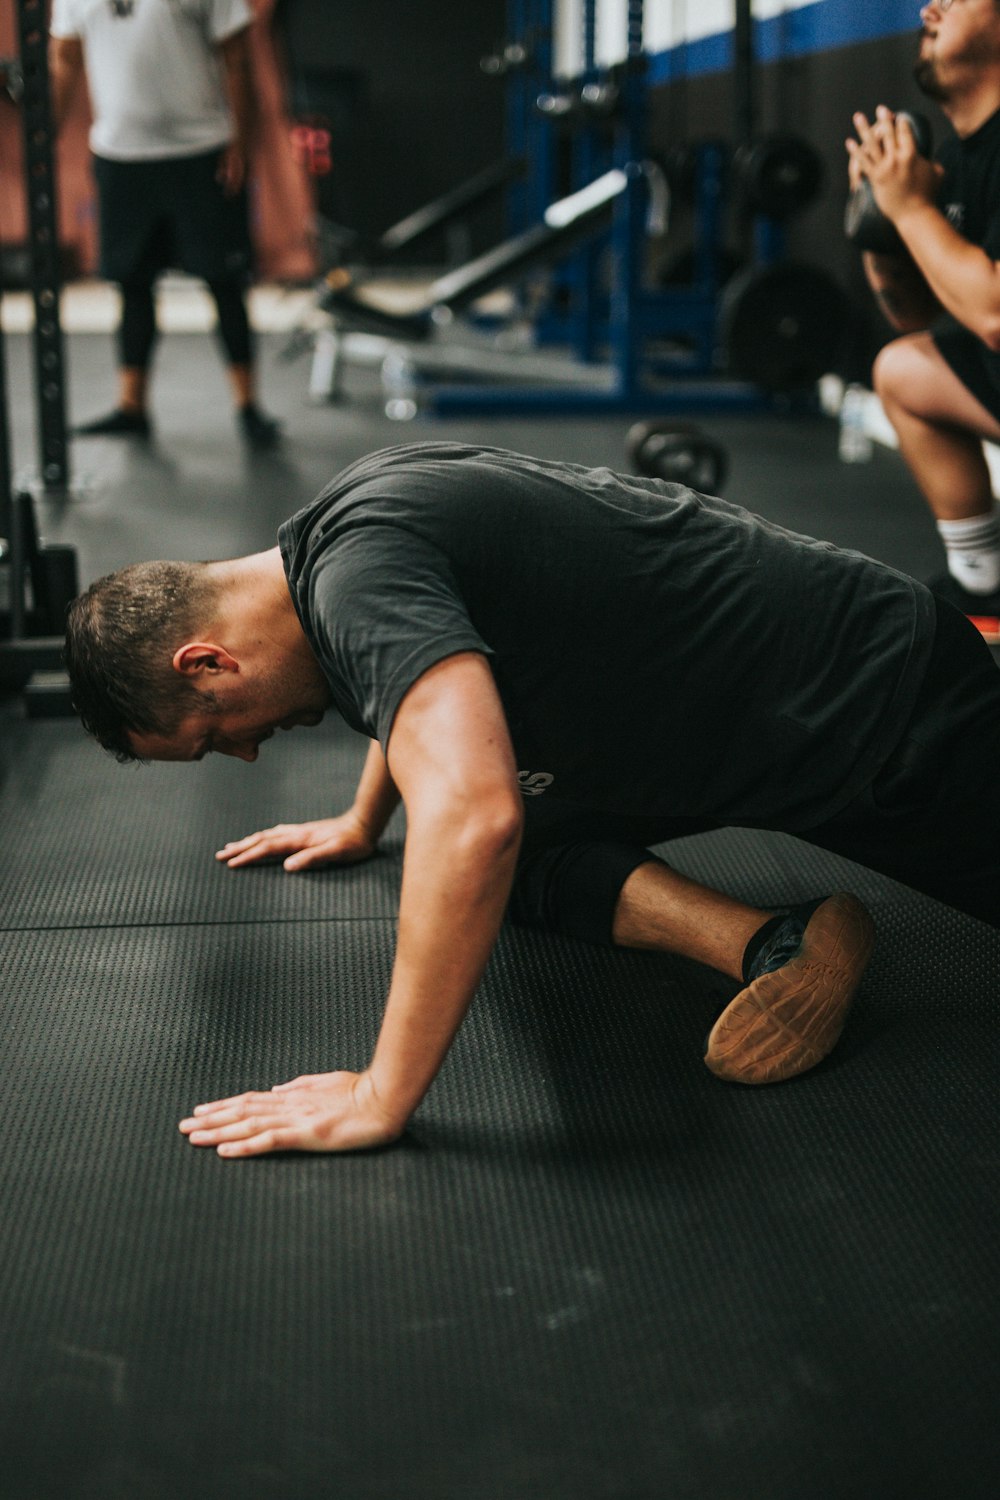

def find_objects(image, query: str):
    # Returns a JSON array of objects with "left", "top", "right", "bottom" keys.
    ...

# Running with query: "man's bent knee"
[
  {"left": 871, "top": 335, "right": 920, "bottom": 415},
  {"left": 872, "top": 332, "right": 1000, "bottom": 439}
]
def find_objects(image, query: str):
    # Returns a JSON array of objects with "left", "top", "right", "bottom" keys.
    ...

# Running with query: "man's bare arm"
[
  {"left": 183, "top": 653, "right": 524, "bottom": 1155},
  {"left": 851, "top": 107, "right": 1000, "bottom": 349},
  {"left": 48, "top": 36, "right": 85, "bottom": 133},
  {"left": 366, "top": 653, "right": 524, "bottom": 1127},
  {"left": 861, "top": 248, "right": 941, "bottom": 333},
  {"left": 892, "top": 202, "right": 1000, "bottom": 349},
  {"left": 217, "top": 27, "right": 255, "bottom": 194}
]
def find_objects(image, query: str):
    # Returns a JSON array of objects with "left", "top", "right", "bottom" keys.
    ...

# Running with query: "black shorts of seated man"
[
  {"left": 847, "top": 0, "right": 1000, "bottom": 642},
  {"left": 65, "top": 444, "right": 1000, "bottom": 1159}
]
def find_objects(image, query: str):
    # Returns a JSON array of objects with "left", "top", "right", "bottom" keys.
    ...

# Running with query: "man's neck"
[
  {"left": 204, "top": 548, "right": 332, "bottom": 709},
  {"left": 208, "top": 548, "right": 301, "bottom": 652},
  {"left": 942, "top": 80, "right": 1000, "bottom": 138}
]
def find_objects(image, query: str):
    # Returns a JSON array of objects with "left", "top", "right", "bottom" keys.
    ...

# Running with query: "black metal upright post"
[
  {"left": 2, "top": 411, "right": 29, "bottom": 651},
  {"left": 0, "top": 272, "right": 13, "bottom": 534},
  {"left": 733, "top": 0, "right": 756, "bottom": 145},
  {"left": 0, "top": 19, "right": 75, "bottom": 709},
  {"left": 0, "top": 272, "right": 29, "bottom": 642},
  {"left": 16, "top": 0, "right": 69, "bottom": 492}
]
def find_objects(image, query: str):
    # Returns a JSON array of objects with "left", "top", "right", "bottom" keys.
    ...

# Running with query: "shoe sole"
[{"left": 704, "top": 892, "right": 875, "bottom": 1086}]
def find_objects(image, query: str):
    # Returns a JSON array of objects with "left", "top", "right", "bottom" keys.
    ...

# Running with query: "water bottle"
[{"left": 839, "top": 383, "right": 874, "bottom": 464}]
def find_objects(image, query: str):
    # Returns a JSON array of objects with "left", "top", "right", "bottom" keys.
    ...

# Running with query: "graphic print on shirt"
[{"left": 517, "top": 771, "right": 554, "bottom": 797}]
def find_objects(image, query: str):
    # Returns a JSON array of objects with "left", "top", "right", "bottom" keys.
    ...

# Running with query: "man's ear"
[{"left": 172, "top": 642, "right": 240, "bottom": 677}]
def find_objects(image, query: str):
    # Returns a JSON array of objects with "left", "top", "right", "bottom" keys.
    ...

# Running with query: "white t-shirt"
[{"left": 50, "top": 0, "right": 252, "bottom": 161}]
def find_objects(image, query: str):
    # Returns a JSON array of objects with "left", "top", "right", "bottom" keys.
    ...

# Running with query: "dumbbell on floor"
[
  {"left": 844, "top": 111, "right": 933, "bottom": 254},
  {"left": 626, "top": 420, "right": 729, "bottom": 495}
]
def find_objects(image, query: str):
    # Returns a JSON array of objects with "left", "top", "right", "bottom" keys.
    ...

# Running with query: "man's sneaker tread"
[{"left": 704, "top": 893, "right": 875, "bottom": 1086}]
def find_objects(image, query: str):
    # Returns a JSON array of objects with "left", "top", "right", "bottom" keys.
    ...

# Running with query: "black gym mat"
[{"left": 1, "top": 715, "right": 999, "bottom": 1500}]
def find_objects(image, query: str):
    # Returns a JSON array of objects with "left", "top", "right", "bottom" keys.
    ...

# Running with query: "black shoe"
[
  {"left": 927, "top": 572, "right": 1000, "bottom": 645},
  {"left": 239, "top": 404, "right": 282, "bottom": 451},
  {"left": 73, "top": 407, "right": 151, "bottom": 438}
]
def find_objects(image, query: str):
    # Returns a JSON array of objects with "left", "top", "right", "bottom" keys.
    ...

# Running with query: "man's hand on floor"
[
  {"left": 179, "top": 1070, "right": 404, "bottom": 1157},
  {"left": 216, "top": 813, "right": 379, "bottom": 871}
]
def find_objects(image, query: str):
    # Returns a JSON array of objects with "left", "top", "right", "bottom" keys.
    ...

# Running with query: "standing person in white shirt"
[{"left": 49, "top": 0, "right": 281, "bottom": 449}]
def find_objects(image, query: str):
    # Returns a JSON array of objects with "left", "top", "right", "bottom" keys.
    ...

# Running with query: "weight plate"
[
  {"left": 721, "top": 262, "right": 849, "bottom": 391},
  {"left": 737, "top": 134, "right": 824, "bottom": 221}
]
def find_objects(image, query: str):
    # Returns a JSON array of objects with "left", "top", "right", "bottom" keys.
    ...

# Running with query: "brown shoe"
[{"left": 704, "top": 892, "right": 875, "bottom": 1085}]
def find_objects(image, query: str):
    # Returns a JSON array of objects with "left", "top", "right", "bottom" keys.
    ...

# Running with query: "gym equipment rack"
[{"left": 0, "top": 0, "right": 77, "bottom": 716}]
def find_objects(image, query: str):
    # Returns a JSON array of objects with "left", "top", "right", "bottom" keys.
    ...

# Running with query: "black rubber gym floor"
[{"left": 2, "top": 329, "right": 999, "bottom": 1499}]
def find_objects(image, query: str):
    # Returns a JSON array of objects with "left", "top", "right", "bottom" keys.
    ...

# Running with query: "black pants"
[
  {"left": 508, "top": 599, "right": 1000, "bottom": 940},
  {"left": 94, "top": 149, "right": 254, "bottom": 373},
  {"left": 119, "top": 277, "right": 252, "bottom": 370}
]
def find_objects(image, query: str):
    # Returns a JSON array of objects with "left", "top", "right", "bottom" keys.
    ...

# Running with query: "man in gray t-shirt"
[{"left": 63, "top": 446, "right": 1000, "bottom": 1159}]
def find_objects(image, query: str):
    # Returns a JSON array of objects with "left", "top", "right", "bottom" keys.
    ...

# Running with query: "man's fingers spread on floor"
[
  {"left": 216, "top": 828, "right": 300, "bottom": 863},
  {"left": 218, "top": 839, "right": 288, "bottom": 866},
  {"left": 215, "top": 834, "right": 264, "bottom": 858},
  {"left": 180, "top": 1106, "right": 248, "bottom": 1134},
  {"left": 218, "top": 1128, "right": 299, "bottom": 1158},
  {"left": 186, "top": 1114, "right": 278, "bottom": 1146},
  {"left": 190, "top": 1090, "right": 275, "bottom": 1115},
  {"left": 284, "top": 846, "right": 336, "bottom": 870},
  {"left": 180, "top": 1093, "right": 285, "bottom": 1131}
]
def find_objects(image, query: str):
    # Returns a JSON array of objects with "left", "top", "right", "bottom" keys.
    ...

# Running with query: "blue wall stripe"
[{"left": 647, "top": 0, "right": 922, "bottom": 84}]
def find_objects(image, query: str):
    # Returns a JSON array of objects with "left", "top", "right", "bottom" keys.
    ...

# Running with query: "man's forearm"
[
  {"left": 366, "top": 802, "right": 523, "bottom": 1127},
  {"left": 894, "top": 203, "right": 1000, "bottom": 346},
  {"left": 219, "top": 30, "right": 255, "bottom": 151},
  {"left": 352, "top": 739, "right": 402, "bottom": 842},
  {"left": 863, "top": 249, "right": 939, "bottom": 332},
  {"left": 48, "top": 40, "right": 83, "bottom": 133}
]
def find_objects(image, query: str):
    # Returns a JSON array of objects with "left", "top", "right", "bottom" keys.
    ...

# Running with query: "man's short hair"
[{"left": 65, "top": 560, "right": 218, "bottom": 761}]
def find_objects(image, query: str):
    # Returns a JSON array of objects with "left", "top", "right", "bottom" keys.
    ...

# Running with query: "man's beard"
[
  {"left": 914, "top": 55, "right": 949, "bottom": 102},
  {"left": 914, "top": 27, "right": 950, "bottom": 102},
  {"left": 914, "top": 22, "right": 1000, "bottom": 102}
]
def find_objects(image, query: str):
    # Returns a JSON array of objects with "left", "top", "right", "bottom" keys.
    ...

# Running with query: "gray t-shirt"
[{"left": 279, "top": 443, "right": 935, "bottom": 833}]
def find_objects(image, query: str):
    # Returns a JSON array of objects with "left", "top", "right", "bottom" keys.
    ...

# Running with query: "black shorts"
[
  {"left": 93, "top": 149, "right": 252, "bottom": 286},
  {"left": 933, "top": 321, "right": 1000, "bottom": 425},
  {"left": 510, "top": 598, "right": 1000, "bottom": 936},
  {"left": 801, "top": 596, "right": 1000, "bottom": 925}
]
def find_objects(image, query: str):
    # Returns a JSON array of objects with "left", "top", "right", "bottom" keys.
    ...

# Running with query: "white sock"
[{"left": 936, "top": 505, "right": 1000, "bottom": 594}]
